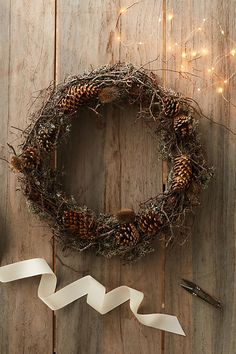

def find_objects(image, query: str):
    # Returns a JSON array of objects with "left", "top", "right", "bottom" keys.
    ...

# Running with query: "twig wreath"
[{"left": 10, "top": 63, "right": 213, "bottom": 261}]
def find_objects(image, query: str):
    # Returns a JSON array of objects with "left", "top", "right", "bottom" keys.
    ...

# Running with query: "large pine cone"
[
  {"left": 171, "top": 155, "right": 192, "bottom": 192},
  {"left": 58, "top": 83, "right": 100, "bottom": 113}
]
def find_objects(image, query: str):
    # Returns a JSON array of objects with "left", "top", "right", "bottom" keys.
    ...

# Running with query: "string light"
[
  {"left": 202, "top": 48, "right": 208, "bottom": 55},
  {"left": 120, "top": 8, "right": 127, "bottom": 14},
  {"left": 114, "top": 5, "right": 236, "bottom": 110}
]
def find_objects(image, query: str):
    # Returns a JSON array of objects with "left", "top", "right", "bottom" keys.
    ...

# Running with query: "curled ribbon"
[{"left": 0, "top": 258, "right": 185, "bottom": 336}]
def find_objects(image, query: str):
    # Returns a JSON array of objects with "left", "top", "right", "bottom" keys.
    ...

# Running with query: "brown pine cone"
[
  {"left": 162, "top": 96, "right": 181, "bottom": 117},
  {"left": 173, "top": 114, "right": 193, "bottom": 137},
  {"left": 139, "top": 210, "right": 163, "bottom": 236},
  {"left": 21, "top": 147, "right": 41, "bottom": 171},
  {"left": 116, "top": 223, "right": 140, "bottom": 247},
  {"left": 62, "top": 210, "right": 97, "bottom": 239},
  {"left": 58, "top": 83, "right": 100, "bottom": 113},
  {"left": 37, "top": 123, "right": 56, "bottom": 152},
  {"left": 171, "top": 155, "right": 192, "bottom": 192}
]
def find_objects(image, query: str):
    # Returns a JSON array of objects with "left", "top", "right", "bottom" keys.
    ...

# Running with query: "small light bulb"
[
  {"left": 231, "top": 49, "right": 236, "bottom": 56},
  {"left": 197, "top": 88, "right": 201, "bottom": 92},
  {"left": 221, "top": 30, "right": 225, "bottom": 35},
  {"left": 208, "top": 68, "right": 212, "bottom": 72},
  {"left": 224, "top": 80, "right": 228, "bottom": 84},
  {"left": 175, "top": 42, "right": 178, "bottom": 46},
  {"left": 168, "top": 14, "right": 174, "bottom": 20},
  {"left": 159, "top": 18, "right": 162, "bottom": 22},
  {"left": 138, "top": 41, "right": 144, "bottom": 45},
  {"left": 182, "top": 52, "right": 186, "bottom": 58},
  {"left": 191, "top": 51, "right": 197, "bottom": 57},
  {"left": 217, "top": 87, "right": 223, "bottom": 93},
  {"left": 181, "top": 64, "right": 185, "bottom": 70},
  {"left": 117, "top": 35, "right": 121, "bottom": 41},
  {"left": 202, "top": 48, "right": 208, "bottom": 55},
  {"left": 168, "top": 45, "right": 172, "bottom": 50},
  {"left": 211, "top": 67, "right": 215, "bottom": 70},
  {"left": 120, "top": 8, "right": 126, "bottom": 13},
  {"left": 203, "top": 18, "right": 206, "bottom": 22},
  {"left": 198, "top": 27, "right": 202, "bottom": 31}
]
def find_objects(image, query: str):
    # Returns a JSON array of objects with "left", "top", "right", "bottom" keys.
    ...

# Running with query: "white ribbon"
[{"left": 0, "top": 258, "right": 185, "bottom": 336}]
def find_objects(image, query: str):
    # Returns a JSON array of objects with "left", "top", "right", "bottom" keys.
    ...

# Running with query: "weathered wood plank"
[
  {"left": 55, "top": 1, "right": 164, "bottom": 353},
  {"left": 164, "top": 1, "right": 236, "bottom": 353},
  {"left": 0, "top": 1, "right": 55, "bottom": 353},
  {"left": 55, "top": 1, "right": 120, "bottom": 354}
]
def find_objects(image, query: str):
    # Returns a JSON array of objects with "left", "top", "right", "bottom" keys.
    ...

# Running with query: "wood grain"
[
  {"left": 0, "top": 1, "right": 236, "bottom": 353},
  {"left": 55, "top": 1, "right": 163, "bottom": 354},
  {"left": 0, "top": 1, "right": 55, "bottom": 353},
  {"left": 164, "top": 1, "right": 236, "bottom": 353}
]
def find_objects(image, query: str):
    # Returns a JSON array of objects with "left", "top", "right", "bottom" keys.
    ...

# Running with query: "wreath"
[{"left": 10, "top": 63, "right": 213, "bottom": 261}]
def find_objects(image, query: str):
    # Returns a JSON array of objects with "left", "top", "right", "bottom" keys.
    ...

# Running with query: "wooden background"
[{"left": 0, "top": 0, "right": 236, "bottom": 353}]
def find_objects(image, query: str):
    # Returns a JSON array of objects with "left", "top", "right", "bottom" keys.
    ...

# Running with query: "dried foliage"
[{"left": 10, "top": 63, "right": 213, "bottom": 261}]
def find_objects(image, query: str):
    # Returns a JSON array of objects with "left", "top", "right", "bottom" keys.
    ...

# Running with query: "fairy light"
[
  {"left": 202, "top": 48, "right": 208, "bottom": 55},
  {"left": 114, "top": 6, "right": 236, "bottom": 110},
  {"left": 120, "top": 8, "right": 127, "bottom": 14}
]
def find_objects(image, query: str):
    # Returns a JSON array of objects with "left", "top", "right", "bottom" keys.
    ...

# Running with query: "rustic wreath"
[{"left": 10, "top": 63, "right": 213, "bottom": 261}]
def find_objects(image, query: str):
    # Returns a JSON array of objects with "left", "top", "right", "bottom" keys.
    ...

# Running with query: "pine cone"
[
  {"left": 173, "top": 114, "right": 193, "bottom": 137},
  {"left": 21, "top": 147, "right": 41, "bottom": 170},
  {"left": 38, "top": 124, "right": 56, "bottom": 152},
  {"left": 171, "top": 155, "right": 192, "bottom": 192},
  {"left": 116, "top": 223, "right": 140, "bottom": 247},
  {"left": 162, "top": 96, "right": 181, "bottom": 117},
  {"left": 139, "top": 210, "right": 163, "bottom": 236},
  {"left": 58, "top": 83, "right": 100, "bottom": 113},
  {"left": 62, "top": 210, "right": 97, "bottom": 239}
]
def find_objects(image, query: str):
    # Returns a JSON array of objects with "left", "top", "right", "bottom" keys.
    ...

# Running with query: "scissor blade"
[{"left": 180, "top": 283, "right": 195, "bottom": 294}]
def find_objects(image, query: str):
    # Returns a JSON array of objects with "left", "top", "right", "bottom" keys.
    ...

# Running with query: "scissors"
[{"left": 180, "top": 279, "right": 222, "bottom": 310}]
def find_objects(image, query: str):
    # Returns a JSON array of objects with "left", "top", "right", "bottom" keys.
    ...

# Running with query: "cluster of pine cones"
[
  {"left": 61, "top": 207, "right": 164, "bottom": 248},
  {"left": 58, "top": 83, "right": 121, "bottom": 114},
  {"left": 161, "top": 94, "right": 194, "bottom": 192}
]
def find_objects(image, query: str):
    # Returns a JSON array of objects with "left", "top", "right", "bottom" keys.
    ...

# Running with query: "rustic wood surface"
[{"left": 0, "top": 1, "right": 236, "bottom": 353}]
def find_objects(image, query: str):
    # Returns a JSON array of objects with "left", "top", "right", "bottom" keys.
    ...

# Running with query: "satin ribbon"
[{"left": 0, "top": 258, "right": 185, "bottom": 335}]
